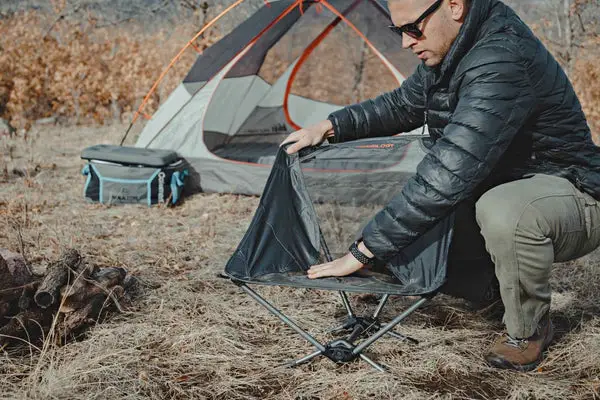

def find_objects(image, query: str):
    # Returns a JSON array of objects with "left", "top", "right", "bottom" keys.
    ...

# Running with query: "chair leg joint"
[{"left": 323, "top": 340, "right": 359, "bottom": 363}]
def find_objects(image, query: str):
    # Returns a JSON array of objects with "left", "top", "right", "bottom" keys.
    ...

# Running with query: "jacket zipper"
[{"left": 421, "top": 87, "right": 430, "bottom": 135}]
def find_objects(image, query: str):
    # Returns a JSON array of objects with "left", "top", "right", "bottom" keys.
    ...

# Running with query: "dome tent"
[{"left": 131, "top": 0, "right": 427, "bottom": 197}]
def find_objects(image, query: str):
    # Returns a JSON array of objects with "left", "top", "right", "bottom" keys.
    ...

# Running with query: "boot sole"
[{"left": 485, "top": 354, "right": 543, "bottom": 372}]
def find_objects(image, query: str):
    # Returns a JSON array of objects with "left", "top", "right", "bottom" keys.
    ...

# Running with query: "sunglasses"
[{"left": 388, "top": 0, "right": 444, "bottom": 39}]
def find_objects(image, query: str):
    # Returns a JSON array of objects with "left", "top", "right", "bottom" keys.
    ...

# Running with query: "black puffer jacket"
[{"left": 327, "top": 0, "right": 600, "bottom": 261}]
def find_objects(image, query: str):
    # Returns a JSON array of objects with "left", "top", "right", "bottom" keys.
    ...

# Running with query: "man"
[{"left": 281, "top": 0, "right": 600, "bottom": 372}]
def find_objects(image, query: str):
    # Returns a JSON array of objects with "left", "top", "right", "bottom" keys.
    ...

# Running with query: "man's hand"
[
  {"left": 307, "top": 252, "right": 364, "bottom": 279},
  {"left": 307, "top": 241, "right": 375, "bottom": 279},
  {"left": 280, "top": 119, "right": 334, "bottom": 154}
]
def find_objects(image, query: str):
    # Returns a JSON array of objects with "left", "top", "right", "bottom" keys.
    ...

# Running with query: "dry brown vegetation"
[
  {"left": 572, "top": 54, "right": 600, "bottom": 143},
  {"left": 1, "top": 123, "right": 599, "bottom": 399},
  {"left": 530, "top": 0, "right": 600, "bottom": 143},
  {"left": 0, "top": 8, "right": 218, "bottom": 130}
]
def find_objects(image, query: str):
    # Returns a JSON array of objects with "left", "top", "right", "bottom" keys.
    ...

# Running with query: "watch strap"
[{"left": 349, "top": 240, "right": 375, "bottom": 265}]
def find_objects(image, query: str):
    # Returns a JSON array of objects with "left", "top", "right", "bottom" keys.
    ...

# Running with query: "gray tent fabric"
[
  {"left": 225, "top": 139, "right": 455, "bottom": 295},
  {"left": 183, "top": 0, "right": 302, "bottom": 83}
]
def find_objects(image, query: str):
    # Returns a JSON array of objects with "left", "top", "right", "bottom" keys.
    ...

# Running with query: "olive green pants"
[{"left": 475, "top": 174, "right": 600, "bottom": 338}]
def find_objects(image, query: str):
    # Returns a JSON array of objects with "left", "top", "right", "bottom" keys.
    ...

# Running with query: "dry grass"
[{"left": 1, "top": 124, "right": 599, "bottom": 399}]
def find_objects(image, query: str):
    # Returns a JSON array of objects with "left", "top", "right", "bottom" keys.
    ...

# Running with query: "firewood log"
[
  {"left": 0, "top": 249, "right": 32, "bottom": 287},
  {"left": 34, "top": 249, "right": 82, "bottom": 308},
  {"left": 0, "top": 248, "right": 138, "bottom": 348},
  {"left": 0, "top": 255, "right": 16, "bottom": 292},
  {"left": 0, "top": 308, "right": 54, "bottom": 347},
  {"left": 0, "top": 255, "right": 23, "bottom": 321},
  {"left": 59, "top": 267, "right": 127, "bottom": 313},
  {"left": 58, "top": 293, "right": 108, "bottom": 340},
  {"left": 18, "top": 282, "right": 40, "bottom": 311}
]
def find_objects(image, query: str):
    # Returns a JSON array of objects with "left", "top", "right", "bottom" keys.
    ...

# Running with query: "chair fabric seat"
[
  {"left": 225, "top": 141, "right": 455, "bottom": 296},
  {"left": 230, "top": 270, "right": 411, "bottom": 294}
]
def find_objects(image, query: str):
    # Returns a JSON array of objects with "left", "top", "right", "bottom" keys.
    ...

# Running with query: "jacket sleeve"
[
  {"left": 326, "top": 64, "right": 427, "bottom": 143},
  {"left": 362, "top": 46, "right": 537, "bottom": 261}
]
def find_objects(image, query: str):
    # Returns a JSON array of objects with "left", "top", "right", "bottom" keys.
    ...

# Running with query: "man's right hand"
[{"left": 280, "top": 119, "right": 335, "bottom": 154}]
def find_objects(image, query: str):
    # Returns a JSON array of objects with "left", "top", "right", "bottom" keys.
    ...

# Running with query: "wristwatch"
[{"left": 349, "top": 240, "right": 375, "bottom": 265}]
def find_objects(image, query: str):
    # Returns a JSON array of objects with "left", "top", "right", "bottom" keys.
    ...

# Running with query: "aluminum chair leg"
[
  {"left": 353, "top": 297, "right": 429, "bottom": 355},
  {"left": 327, "top": 319, "right": 355, "bottom": 334},
  {"left": 328, "top": 293, "right": 419, "bottom": 344},
  {"left": 359, "top": 353, "right": 386, "bottom": 372},
  {"left": 372, "top": 294, "right": 390, "bottom": 319},
  {"left": 371, "top": 294, "right": 420, "bottom": 343},
  {"left": 386, "top": 330, "right": 419, "bottom": 344},
  {"left": 285, "top": 350, "right": 323, "bottom": 367},
  {"left": 239, "top": 284, "right": 326, "bottom": 353},
  {"left": 339, "top": 291, "right": 355, "bottom": 317}
]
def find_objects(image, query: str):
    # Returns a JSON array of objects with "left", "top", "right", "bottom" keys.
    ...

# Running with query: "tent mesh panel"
[{"left": 208, "top": 0, "right": 419, "bottom": 159}]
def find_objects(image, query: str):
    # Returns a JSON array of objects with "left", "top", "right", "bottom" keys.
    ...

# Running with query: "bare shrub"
[
  {"left": 0, "top": 10, "right": 219, "bottom": 130},
  {"left": 571, "top": 39, "right": 600, "bottom": 144}
]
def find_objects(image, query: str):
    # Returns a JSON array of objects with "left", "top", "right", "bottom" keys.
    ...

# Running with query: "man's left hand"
[{"left": 307, "top": 252, "right": 365, "bottom": 279}]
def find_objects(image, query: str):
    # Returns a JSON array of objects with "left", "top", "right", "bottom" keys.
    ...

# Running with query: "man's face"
[{"left": 389, "top": 0, "right": 465, "bottom": 67}]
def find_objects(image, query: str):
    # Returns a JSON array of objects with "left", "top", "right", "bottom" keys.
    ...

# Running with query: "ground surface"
[{"left": 0, "top": 124, "right": 599, "bottom": 399}]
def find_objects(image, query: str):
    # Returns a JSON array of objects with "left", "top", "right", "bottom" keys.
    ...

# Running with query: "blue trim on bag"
[
  {"left": 170, "top": 169, "right": 188, "bottom": 204},
  {"left": 90, "top": 164, "right": 105, "bottom": 203},
  {"left": 146, "top": 169, "right": 161, "bottom": 206},
  {"left": 81, "top": 164, "right": 92, "bottom": 199},
  {"left": 90, "top": 164, "right": 160, "bottom": 205}
]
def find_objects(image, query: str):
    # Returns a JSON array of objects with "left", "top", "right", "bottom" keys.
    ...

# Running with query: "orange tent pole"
[
  {"left": 283, "top": 0, "right": 401, "bottom": 130},
  {"left": 133, "top": 0, "right": 247, "bottom": 124},
  {"left": 120, "top": 0, "right": 247, "bottom": 145},
  {"left": 283, "top": 0, "right": 363, "bottom": 129}
]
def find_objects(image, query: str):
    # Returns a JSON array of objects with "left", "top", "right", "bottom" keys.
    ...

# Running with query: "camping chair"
[{"left": 223, "top": 136, "right": 456, "bottom": 371}]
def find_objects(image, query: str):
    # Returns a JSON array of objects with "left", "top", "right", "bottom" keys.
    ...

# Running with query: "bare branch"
[
  {"left": 92, "top": 0, "right": 174, "bottom": 29},
  {"left": 43, "top": 3, "right": 83, "bottom": 39}
]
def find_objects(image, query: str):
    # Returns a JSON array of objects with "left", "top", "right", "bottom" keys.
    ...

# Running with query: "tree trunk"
[{"left": 564, "top": 0, "right": 573, "bottom": 73}]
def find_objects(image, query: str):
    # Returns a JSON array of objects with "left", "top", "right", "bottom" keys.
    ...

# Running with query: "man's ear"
[{"left": 448, "top": 0, "right": 468, "bottom": 22}]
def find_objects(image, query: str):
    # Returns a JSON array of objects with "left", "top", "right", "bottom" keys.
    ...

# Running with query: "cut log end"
[
  {"left": 33, "top": 291, "right": 55, "bottom": 309},
  {"left": 33, "top": 248, "right": 82, "bottom": 308}
]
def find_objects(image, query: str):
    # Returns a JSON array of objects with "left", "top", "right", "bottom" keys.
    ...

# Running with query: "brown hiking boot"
[{"left": 485, "top": 313, "right": 554, "bottom": 372}]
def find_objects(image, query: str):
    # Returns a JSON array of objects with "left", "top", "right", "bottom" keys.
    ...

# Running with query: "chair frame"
[{"left": 227, "top": 230, "right": 435, "bottom": 372}]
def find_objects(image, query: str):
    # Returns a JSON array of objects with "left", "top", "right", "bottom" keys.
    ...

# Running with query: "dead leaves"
[{"left": 0, "top": 10, "right": 220, "bottom": 131}]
